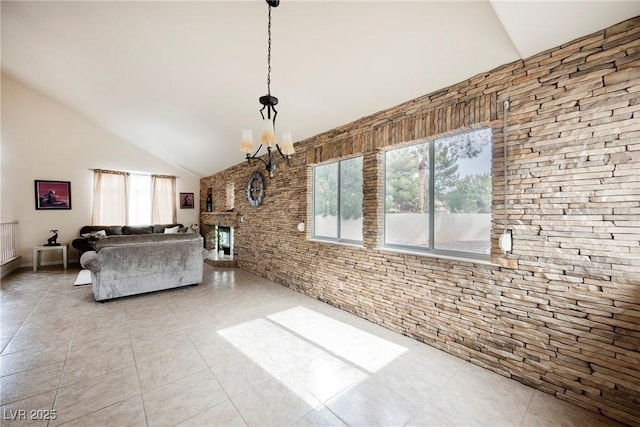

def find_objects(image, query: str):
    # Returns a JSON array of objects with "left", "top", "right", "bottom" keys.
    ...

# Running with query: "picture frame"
[
  {"left": 35, "top": 180, "right": 72, "bottom": 210},
  {"left": 180, "top": 192, "right": 194, "bottom": 209}
]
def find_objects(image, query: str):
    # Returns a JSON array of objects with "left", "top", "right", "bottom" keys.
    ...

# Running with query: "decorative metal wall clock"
[{"left": 247, "top": 171, "right": 265, "bottom": 208}]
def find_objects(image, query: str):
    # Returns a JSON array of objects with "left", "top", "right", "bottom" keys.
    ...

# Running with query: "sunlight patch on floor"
[
  {"left": 268, "top": 306, "right": 407, "bottom": 373},
  {"left": 217, "top": 306, "right": 407, "bottom": 408}
]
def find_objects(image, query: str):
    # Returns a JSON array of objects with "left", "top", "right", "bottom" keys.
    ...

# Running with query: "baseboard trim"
[{"left": 1, "top": 256, "right": 22, "bottom": 279}]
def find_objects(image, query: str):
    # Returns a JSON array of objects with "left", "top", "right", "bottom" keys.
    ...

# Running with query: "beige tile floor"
[{"left": 0, "top": 265, "right": 625, "bottom": 427}]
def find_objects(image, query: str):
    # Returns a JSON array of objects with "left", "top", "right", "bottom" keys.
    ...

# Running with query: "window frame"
[
  {"left": 383, "top": 128, "right": 492, "bottom": 261},
  {"left": 312, "top": 156, "right": 364, "bottom": 245},
  {"left": 91, "top": 169, "right": 176, "bottom": 226}
]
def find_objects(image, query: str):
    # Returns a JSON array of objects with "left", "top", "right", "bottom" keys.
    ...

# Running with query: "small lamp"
[
  {"left": 280, "top": 132, "right": 295, "bottom": 156},
  {"left": 261, "top": 119, "right": 277, "bottom": 149},
  {"left": 240, "top": 129, "right": 255, "bottom": 154}
]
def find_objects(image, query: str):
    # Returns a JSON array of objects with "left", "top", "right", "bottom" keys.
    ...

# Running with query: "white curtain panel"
[
  {"left": 152, "top": 175, "right": 176, "bottom": 224},
  {"left": 90, "top": 170, "right": 127, "bottom": 225}
]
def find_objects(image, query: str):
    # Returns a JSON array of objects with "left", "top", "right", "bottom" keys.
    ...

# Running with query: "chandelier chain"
[{"left": 267, "top": 4, "right": 272, "bottom": 96}]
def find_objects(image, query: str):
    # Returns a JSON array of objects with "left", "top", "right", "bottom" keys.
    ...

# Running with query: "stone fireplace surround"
[{"left": 200, "top": 211, "right": 237, "bottom": 267}]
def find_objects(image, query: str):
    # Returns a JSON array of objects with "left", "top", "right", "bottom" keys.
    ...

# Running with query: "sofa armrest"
[
  {"left": 80, "top": 251, "right": 101, "bottom": 272},
  {"left": 72, "top": 237, "right": 95, "bottom": 253},
  {"left": 201, "top": 248, "right": 209, "bottom": 260}
]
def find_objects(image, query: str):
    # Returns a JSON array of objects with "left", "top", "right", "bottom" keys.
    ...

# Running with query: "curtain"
[
  {"left": 151, "top": 175, "right": 176, "bottom": 224},
  {"left": 90, "top": 169, "right": 127, "bottom": 225}
]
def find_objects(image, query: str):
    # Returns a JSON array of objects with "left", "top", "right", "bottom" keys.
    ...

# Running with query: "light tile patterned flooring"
[{"left": 0, "top": 265, "right": 624, "bottom": 427}]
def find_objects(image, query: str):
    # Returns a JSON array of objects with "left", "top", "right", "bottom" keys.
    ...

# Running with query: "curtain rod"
[{"left": 88, "top": 168, "right": 179, "bottom": 178}]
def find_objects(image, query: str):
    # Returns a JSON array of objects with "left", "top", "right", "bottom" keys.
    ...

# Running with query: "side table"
[{"left": 33, "top": 244, "right": 68, "bottom": 271}]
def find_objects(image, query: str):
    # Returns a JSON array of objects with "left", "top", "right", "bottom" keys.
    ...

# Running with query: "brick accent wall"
[{"left": 201, "top": 17, "right": 640, "bottom": 425}]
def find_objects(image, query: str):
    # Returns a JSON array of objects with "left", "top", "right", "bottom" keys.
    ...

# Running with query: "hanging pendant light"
[{"left": 240, "top": 0, "right": 294, "bottom": 178}]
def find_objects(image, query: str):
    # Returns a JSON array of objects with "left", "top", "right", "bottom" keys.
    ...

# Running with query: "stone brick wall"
[{"left": 201, "top": 17, "right": 639, "bottom": 425}]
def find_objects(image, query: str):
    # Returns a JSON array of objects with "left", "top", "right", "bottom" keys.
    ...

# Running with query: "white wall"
[{"left": 1, "top": 74, "right": 202, "bottom": 266}]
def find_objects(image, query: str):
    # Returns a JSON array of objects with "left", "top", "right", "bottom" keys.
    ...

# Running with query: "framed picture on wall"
[
  {"left": 180, "top": 192, "right": 194, "bottom": 209},
  {"left": 34, "top": 180, "right": 72, "bottom": 210}
]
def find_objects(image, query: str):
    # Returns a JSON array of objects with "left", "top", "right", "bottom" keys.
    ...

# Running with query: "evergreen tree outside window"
[
  {"left": 384, "top": 128, "right": 492, "bottom": 257},
  {"left": 313, "top": 157, "right": 363, "bottom": 243}
]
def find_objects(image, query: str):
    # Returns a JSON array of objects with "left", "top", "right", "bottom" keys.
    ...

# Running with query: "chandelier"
[{"left": 240, "top": 0, "right": 294, "bottom": 178}]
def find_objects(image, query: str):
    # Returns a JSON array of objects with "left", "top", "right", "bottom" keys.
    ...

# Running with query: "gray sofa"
[
  {"left": 72, "top": 224, "right": 184, "bottom": 256},
  {"left": 80, "top": 233, "right": 208, "bottom": 301}
]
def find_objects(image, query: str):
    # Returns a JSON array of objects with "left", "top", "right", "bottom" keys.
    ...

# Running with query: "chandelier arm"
[
  {"left": 248, "top": 143, "right": 265, "bottom": 160},
  {"left": 247, "top": 153, "right": 270, "bottom": 169},
  {"left": 273, "top": 144, "right": 290, "bottom": 165}
]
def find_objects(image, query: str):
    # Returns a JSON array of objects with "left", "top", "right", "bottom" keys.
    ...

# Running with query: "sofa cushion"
[{"left": 122, "top": 225, "right": 153, "bottom": 235}]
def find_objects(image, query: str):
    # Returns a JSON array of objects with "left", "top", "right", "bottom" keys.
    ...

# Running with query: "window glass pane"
[
  {"left": 313, "top": 162, "right": 338, "bottom": 238},
  {"left": 128, "top": 174, "right": 152, "bottom": 225},
  {"left": 339, "top": 157, "right": 363, "bottom": 241},
  {"left": 434, "top": 128, "right": 492, "bottom": 254},
  {"left": 384, "top": 143, "right": 429, "bottom": 248}
]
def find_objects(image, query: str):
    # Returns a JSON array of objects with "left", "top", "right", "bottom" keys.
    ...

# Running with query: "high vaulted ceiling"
[{"left": 2, "top": 1, "right": 638, "bottom": 177}]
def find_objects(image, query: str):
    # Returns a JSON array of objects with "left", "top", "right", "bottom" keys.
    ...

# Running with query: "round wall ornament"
[{"left": 247, "top": 171, "right": 265, "bottom": 208}]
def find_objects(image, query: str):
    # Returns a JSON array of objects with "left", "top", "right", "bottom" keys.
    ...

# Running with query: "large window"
[
  {"left": 313, "top": 156, "right": 363, "bottom": 243},
  {"left": 91, "top": 169, "right": 176, "bottom": 226},
  {"left": 384, "top": 128, "right": 492, "bottom": 257}
]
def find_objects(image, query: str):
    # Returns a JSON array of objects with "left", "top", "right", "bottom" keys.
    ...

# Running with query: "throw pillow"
[
  {"left": 81, "top": 230, "right": 107, "bottom": 239},
  {"left": 164, "top": 226, "right": 180, "bottom": 234}
]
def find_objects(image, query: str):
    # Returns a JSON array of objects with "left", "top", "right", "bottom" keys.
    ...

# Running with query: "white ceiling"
[{"left": 2, "top": 1, "right": 638, "bottom": 177}]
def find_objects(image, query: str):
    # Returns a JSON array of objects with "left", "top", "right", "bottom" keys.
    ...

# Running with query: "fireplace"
[
  {"left": 200, "top": 211, "right": 237, "bottom": 264},
  {"left": 215, "top": 225, "right": 233, "bottom": 257}
]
